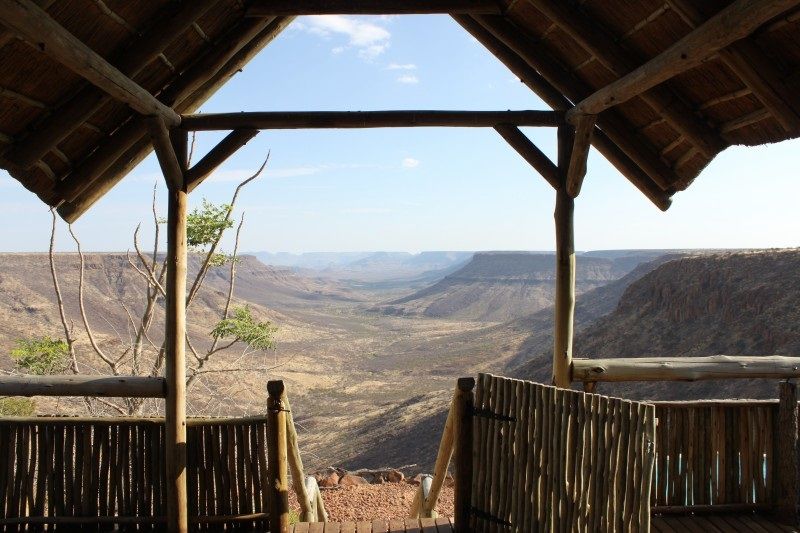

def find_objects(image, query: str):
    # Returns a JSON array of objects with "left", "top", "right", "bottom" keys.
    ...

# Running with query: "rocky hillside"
[
  {"left": 371, "top": 251, "right": 658, "bottom": 322},
  {"left": 514, "top": 249, "right": 800, "bottom": 400}
]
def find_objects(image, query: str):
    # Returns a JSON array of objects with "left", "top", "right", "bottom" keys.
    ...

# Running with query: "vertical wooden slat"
[{"left": 453, "top": 377, "right": 474, "bottom": 533}]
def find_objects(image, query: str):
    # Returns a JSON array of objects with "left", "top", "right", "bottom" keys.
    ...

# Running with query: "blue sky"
[{"left": 1, "top": 15, "right": 798, "bottom": 253}]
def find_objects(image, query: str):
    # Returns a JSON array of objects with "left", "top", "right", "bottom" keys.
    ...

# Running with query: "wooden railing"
[
  {"left": 0, "top": 380, "right": 324, "bottom": 532},
  {"left": 0, "top": 416, "right": 270, "bottom": 531}
]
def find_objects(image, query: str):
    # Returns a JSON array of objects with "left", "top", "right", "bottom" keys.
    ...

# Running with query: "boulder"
[
  {"left": 338, "top": 474, "right": 369, "bottom": 487},
  {"left": 316, "top": 471, "right": 340, "bottom": 488}
]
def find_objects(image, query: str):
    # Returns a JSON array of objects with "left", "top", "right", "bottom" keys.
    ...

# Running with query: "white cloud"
[
  {"left": 397, "top": 74, "right": 419, "bottom": 84},
  {"left": 387, "top": 63, "right": 417, "bottom": 70},
  {"left": 401, "top": 158, "right": 420, "bottom": 168},
  {"left": 299, "top": 15, "right": 391, "bottom": 59}
]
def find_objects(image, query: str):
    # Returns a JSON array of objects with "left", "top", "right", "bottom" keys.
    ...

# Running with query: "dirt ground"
[{"left": 289, "top": 483, "right": 455, "bottom": 522}]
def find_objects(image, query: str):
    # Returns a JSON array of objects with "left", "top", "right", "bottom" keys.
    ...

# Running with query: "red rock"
[
  {"left": 339, "top": 474, "right": 369, "bottom": 487},
  {"left": 385, "top": 470, "right": 404, "bottom": 483}
]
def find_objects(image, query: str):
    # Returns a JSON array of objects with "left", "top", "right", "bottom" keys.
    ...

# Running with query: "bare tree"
[{"left": 13, "top": 155, "right": 279, "bottom": 416}]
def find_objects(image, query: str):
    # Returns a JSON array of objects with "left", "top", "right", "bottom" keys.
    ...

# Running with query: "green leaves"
[
  {"left": 11, "top": 336, "right": 70, "bottom": 375},
  {"left": 211, "top": 306, "right": 277, "bottom": 351},
  {"left": 187, "top": 199, "right": 233, "bottom": 249}
]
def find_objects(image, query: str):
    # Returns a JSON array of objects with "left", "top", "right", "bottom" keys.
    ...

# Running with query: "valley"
[{"left": 0, "top": 248, "right": 797, "bottom": 474}]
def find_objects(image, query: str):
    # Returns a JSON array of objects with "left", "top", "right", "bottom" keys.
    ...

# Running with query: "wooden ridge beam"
[
  {"left": 528, "top": 0, "right": 725, "bottom": 158},
  {"left": 494, "top": 124, "right": 559, "bottom": 189},
  {"left": 572, "top": 355, "right": 800, "bottom": 382},
  {"left": 470, "top": 15, "right": 678, "bottom": 193},
  {"left": 186, "top": 128, "right": 259, "bottom": 191},
  {"left": 568, "top": 0, "right": 800, "bottom": 119},
  {"left": 179, "top": 110, "right": 563, "bottom": 131},
  {"left": 7, "top": 0, "right": 219, "bottom": 169},
  {"left": 246, "top": 0, "right": 502, "bottom": 16},
  {"left": 666, "top": 0, "right": 800, "bottom": 134},
  {"left": 0, "top": 0, "right": 180, "bottom": 127},
  {"left": 0, "top": 375, "right": 167, "bottom": 398},
  {"left": 565, "top": 114, "right": 595, "bottom": 197},
  {"left": 53, "top": 16, "right": 291, "bottom": 212},
  {"left": 453, "top": 15, "right": 672, "bottom": 210}
]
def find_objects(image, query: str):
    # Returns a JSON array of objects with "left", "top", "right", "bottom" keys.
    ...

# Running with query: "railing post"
[
  {"left": 776, "top": 380, "right": 800, "bottom": 526},
  {"left": 267, "top": 380, "right": 290, "bottom": 533},
  {"left": 454, "top": 377, "right": 475, "bottom": 533}
]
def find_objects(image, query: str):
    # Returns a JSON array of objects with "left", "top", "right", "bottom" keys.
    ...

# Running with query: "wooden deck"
[
  {"left": 291, "top": 518, "right": 453, "bottom": 532},
  {"left": 652, "top": 514, "right": 797, "bottom": 532},
  {"left": 292, "top": 514, "right": 798, "bottom": 532}
]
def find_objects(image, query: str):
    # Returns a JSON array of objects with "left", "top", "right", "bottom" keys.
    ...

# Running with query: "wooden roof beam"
[
  {"left": 528, "top": 0, "right": 725, "bottom": 158},
  {"left": 568, "top": 0, "right": 800, "bottom": 120},
  {"left": 494, "top": 124, "right": 559, "bottom": 189},
  {"left": 147, "top": 117, "right": 184, "bottom": 191},
  {"left": 179, "top": 110, "right": 563, "bottom": 131},
  {"left": 666, "top": 0, "right": 800, "bottom": 133},
  {"left": 246, "top": 0, "right": 502, "bottom": 16},
  {"left": 0, "top": 0, "right": 180, "bottom": 127},
  {"left": 7, "top": 0, "right": 219, "bottom": 170},
  {"left": 186, "top": 129, "right": 260, "bottom": 191},
  {"left": 454, "top": 15, "right": 671, "bottom": 210},
  {"left": 565, "top": 114, "right": 595, "bottom": 198},
  {"left": 470, "top": 15, "right": 677, "bottom": 192}
]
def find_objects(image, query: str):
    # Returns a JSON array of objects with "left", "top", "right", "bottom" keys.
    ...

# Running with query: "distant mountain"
[
  {"left": 252, "top": 251, "right": 473, "bottom": 284},
  {"left": 371, "top": 251, "right": 661, "bottom": 322},
  {"left": 513, "top": 249, "right": 800, "bottom": 400},
  {"left": 251, "top": 252, "right": 372, "bottom": 270}
]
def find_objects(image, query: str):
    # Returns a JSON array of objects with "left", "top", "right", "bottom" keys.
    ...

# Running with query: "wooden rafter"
[
  {"left": 0, "top": 0, "right": 180, "bottom": 127},
  {"left": 528, "top": 0, "right": 724, "bottom": 158},
  {"left": 494, "top": 124, "right": 559, "bottom": 189},
  {"left": 179, "top": 110, "right": 563, "bottom": 131},
  {"left": 246, "top": 0, "right": 502, "bottom": 16},
  {"left": 453, "top": 15, "right": 671, "bottom": 210},
  {"left": 54, "top": 16, "right": 291, "bottom": 210},
  {"left": 667, "top": 0, "right": 800, "bottom": 133},
  {"left": 7, "top": 0, "right": 219, "bottom": 170},
  {"left": 568, "top": 0, "right": 800, "bottom": 119}
]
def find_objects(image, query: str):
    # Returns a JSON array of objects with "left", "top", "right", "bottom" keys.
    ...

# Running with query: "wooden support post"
[
  {"left": 267, "top": 380, "right": 290, "bottom": 533},
  {"left": 567, "top": 0, "right": 800, "bottom": 119},
  {"left": 553, "top": 126, "right": 576, "bottom": 388},
  {"left": 775, "top": 380, "right": 800, "bottom": 526},
  {"left": 0, "top": 0, "right": 180, "bottom": 126},
  {"left": 453, "top": 377, "right": 475, "bottom": 533},
  {"left": 162, "top": 127, "right": 188, "bottom": 533}
]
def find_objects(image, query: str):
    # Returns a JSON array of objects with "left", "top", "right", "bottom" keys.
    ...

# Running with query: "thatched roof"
[{"left": 0, "top": 0, "right": 798, "bottom": 221}]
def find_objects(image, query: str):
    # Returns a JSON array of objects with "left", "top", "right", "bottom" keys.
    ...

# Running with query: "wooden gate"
[{"left": 470, "top": 374, "right": 657, "bottom": 532}]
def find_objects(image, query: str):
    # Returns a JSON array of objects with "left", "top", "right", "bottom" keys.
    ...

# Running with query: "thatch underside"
[{"left": 0, "top": 0, "right": 798, "bottom": 221}]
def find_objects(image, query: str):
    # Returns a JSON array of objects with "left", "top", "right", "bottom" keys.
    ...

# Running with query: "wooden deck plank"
[
  {"left": 434, "top": 517, "right": 453, "bottom": 532},
  {"left": 309, "top": 522, "right": 325, "bottom": 533},
  {"left": 387, "top": 518, "right": 405, "bottom": 532},
  {"left": 324, "top": 522, "right": 342, "bottom": 533},
  {"left": 419, "top": 518, "right": 438, "bottom": 533},
  {"left": 356, "top": 521, "right": 372, "bottom": 533},
  {"left": 372, "top": 518, "right": 388, "bottom": 533},
  {"left": 340, "top": 521, "right": 357, "bottom": 533},
  {"left": 294, "top": 523, "right": 310, "bottom": 533},
  {"left": 404, "top": 518, "right": 422, "bottom": 533}
]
